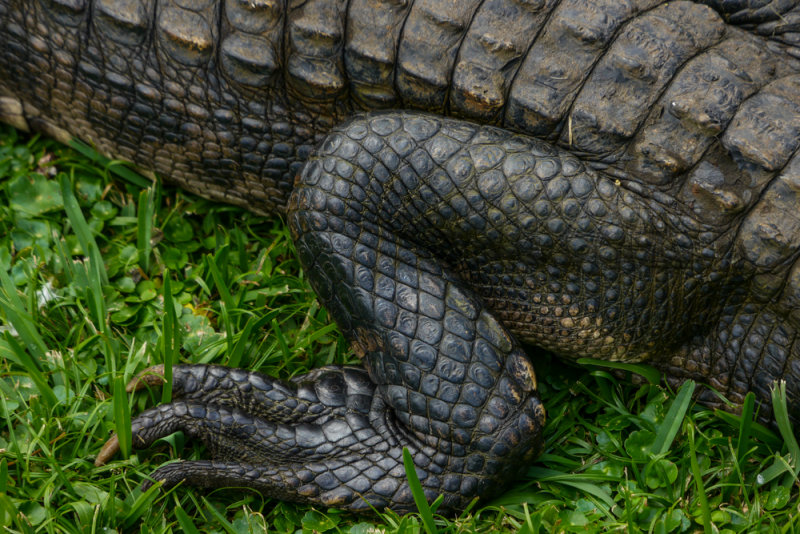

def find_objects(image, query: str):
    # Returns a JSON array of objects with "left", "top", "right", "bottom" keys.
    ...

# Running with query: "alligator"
[{"left": 2, "top": 0, "right": 800, "bottom": 515}]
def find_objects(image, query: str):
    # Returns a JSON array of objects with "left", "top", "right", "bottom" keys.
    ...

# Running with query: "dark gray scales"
[{"left": 1, "top": 0, "right": 800, "bottom": 514}]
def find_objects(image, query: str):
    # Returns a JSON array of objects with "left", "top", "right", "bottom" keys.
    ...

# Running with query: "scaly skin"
[{"left": 2, "top": 0, "right": 800, "bottom": 514}]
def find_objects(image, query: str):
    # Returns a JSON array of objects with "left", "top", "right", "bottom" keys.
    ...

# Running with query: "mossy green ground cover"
[{"left": 0, "top": 124, "right": 798, "bottom": 533}]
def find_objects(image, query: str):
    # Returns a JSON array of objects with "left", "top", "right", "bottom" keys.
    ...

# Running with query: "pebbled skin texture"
[{"left": 2, "top": 0, "right": 800, "bottom": 514}]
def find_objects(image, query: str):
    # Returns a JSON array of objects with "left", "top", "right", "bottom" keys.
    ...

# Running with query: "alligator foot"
[
  {"left": 96, "top": 363, "right": 543, "bottom": 513},
  {"left": 96, "top": 364, "right": 392, "bottom": 510}
]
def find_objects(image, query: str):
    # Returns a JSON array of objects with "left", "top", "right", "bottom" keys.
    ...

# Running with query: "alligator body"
[{"left": 2, "top": 0, "right": 800, "bottom": 514}]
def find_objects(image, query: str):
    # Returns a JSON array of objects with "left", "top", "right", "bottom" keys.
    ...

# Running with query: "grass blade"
[
  {"left": 271, "top": 318, "right": 291, "bottom": 364},
  {"left": 174, "top": 506, "right": 202, "bottom": 534},
  {"left": 67, "top": 138, "right": 151, "bottom": 188},
  {"left": 772, "top": 381, "right": 800, "bottom": 468},
  {"left": 757, "top": 380, "right": 800, "bottom": 487},
  {"left": 523, "top": 467, "right": 616, "bottom": 508},
  {"left": 714, "top": 409, "right": 780, "bottom": 449},
  {"left": 0, "top": 458, "right": 6, "bottom": 493},
  {"left": 758, "top": 454, "right": 794, "bottom": 486},
  {"left": 653, "top": 380, "right": 695, "bottom": 455},
  {"left": 113, "top": 372, "right": 132, "bottom": 460},
  {"left": 122, "top": 485, "right": 161, "bottom": 529},
  {"left": 576, "top": 358, "right": 660, "bottom": 385},
  {"left": 161, "top": 272, "right": 178, "bottom": 404},
  {"left": 201, "top": 497, "right": 237, "bottom": 534},
  {"left": 137, "top": 188, "right": 155, "bottom": 272},
  {"left": 403, "top": 447, "right": 438, "bottom": 534},
  {"left": 517, "top": 503, "right": 540, "bottom": 534},
  {"left": 207, "top": 254, "right": 236, "bottom": 355},
  {"left": 686, "top": 421, "right": 712, "bottom": 534},
  {"left": 736, "top": 391, "right": 755, "bottom": 467},
  {"left": 227, "top": 313, "right": 274, "bottom": 368},
  {"left": 3, "top": 331, "right": 57, "bottom": 407},
  {"left": 60, "top": 172, "right": 108, "bottom": 339},
  {"left": 0, "top": 268, "right": 49, "bottom": 364},
  {"left": 59, "top": 173, "right": 108, "bottom": 284},
  {"left": 207, "top": 254, "right": 235, "bottom": 313}
]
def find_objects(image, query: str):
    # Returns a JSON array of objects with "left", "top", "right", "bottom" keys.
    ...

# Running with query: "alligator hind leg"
[
  {"left": 286, "top": 111, "right": 736, "bottom": 510},
  {"left": 105, "top": 110, "right": 729, "bottom": 512},
  {"left": 99, "top": 113, "right": 553, "bottom": 513}
]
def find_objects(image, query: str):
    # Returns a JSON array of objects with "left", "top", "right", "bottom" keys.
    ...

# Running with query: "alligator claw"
[
  {"left": 95, "top": 435, "right": 121, "bottom": 467},
  {"left": 127, "top": 365, "right": 167, "bottom": 393}
]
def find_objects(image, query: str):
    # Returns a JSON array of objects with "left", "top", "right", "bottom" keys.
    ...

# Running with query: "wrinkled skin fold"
[{"left": 2, "top": 0, "right": 800, "bottom": 514}]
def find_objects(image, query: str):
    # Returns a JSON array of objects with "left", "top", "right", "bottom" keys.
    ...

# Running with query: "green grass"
[{"left": 0, "top": 123, "right": 798, "bottom": 533}]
